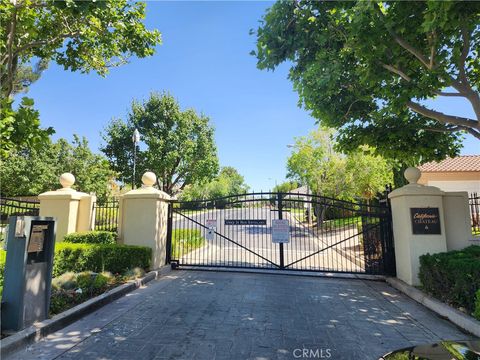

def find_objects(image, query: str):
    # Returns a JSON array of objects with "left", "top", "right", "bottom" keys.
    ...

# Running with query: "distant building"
[{"left": 418, "top": 155, "right": 480, "bottom": 194}]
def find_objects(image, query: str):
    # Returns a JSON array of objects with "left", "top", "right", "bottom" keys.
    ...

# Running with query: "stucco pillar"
[
  {"left": 388, "top": 167, "right": 447, "bottom": 286},
  {"left": 38, "top": 173, "right": 95, "bottom": 242},
  {"left": 443, "top": 191, "right": 475, "bottom": 250},
  {"left": 118, "top": 172, "right": 171, "bottom": 269}
]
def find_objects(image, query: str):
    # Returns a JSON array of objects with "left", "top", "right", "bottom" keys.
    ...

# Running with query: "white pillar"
[
  {"left": 388, "top": 167, "right": 447, "bottom": 286},
  {"left": 119, "top": 172, "right": 171, "bottom": 269},
  {"left": 38, "top": 173, "right": 95, "bottom": 242}
]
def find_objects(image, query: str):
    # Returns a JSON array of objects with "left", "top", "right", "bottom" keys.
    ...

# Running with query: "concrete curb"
[
  {"left": 386, "top": 277, "right": 480, "bottom": 338},
  {"left": 0, "top": 267, "right": 169, "bottom": 357}
]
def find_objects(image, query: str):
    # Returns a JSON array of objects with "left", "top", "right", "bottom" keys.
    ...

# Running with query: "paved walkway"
[{"left": 6, "top": 270, "right": 474, "bottom": 360}]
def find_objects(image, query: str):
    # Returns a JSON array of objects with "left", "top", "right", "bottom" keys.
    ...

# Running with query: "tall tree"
[
  {"left": 0, "top": 135, "right": 117, "bottom": 201},
  {"left": 0, "top": 0, "right": 161, "bottom": 157},
  {"left": 287, "top": 128, "right": 348, "bottom": 199},
  {"left": 287, "top": 128, "right": 393, "bottom": 200},
  {"left": 101, "top": 92, "right": 219, "bottom": 195},
  {"left": 287, "top": 128, "right": 393, "bottom": 224},
  {"left": 180, "top": 166, "right": 249, "bottom": 201},
  {"left": 272, "top": 181, "right": 300, "bottom": 193},
  {"left": 253, "top": 1, "right": 479, "bottom": 165}
]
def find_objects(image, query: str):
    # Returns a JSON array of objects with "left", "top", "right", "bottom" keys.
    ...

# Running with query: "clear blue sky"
[{"left": 25, "top": 1, "right": 478, "bottom": 191}]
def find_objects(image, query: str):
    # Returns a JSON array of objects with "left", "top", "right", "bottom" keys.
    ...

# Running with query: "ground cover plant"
[{"left": 50, "top": 268, "right": 146, "bottom": 315}]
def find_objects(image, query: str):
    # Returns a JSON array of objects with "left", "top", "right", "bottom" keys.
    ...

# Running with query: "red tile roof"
[{"left": 418, "top": 155, "right": 480, "bottom": 172}]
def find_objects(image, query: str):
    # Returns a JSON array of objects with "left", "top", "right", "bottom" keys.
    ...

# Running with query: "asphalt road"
[{"left": 173, "top": 207, "right": 364, "bottom": 272}]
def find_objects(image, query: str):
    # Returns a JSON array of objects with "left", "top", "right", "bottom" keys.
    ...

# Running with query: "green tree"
[
  {"left": 101, "top": 92, "right": 219, "bottom": 195},
  {"left": 287, "top": 128, "right": 393, "bottom": 224},
  {"left": 288, "top": 130, "right": 393, "bottom": 200},
  {"left": 253, "top": 1, "right": 478, "bottom": 165},
  {"left": 272, "top": 181, "right": 300, "bottom": 193},
  {"left": 0, "top": 135, "right": 116, "bottom": 201},
  {"left": 345, "top": 146, "right": 393, "bottom": 201},
  {"left": 0, "top": 0, "right": 161, "bottom": 157},
  {"left": 287, "top": 128, "right": 348, "bottom": 199},
  {"left": 179, "top": 166, "right": 249, "bottom": 201}
]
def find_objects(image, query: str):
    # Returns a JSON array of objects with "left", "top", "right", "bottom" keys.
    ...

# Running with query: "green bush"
[
  {"left": 53, "top": 243, "right": 151, "bottom": 277},
  {"left": 52, "top": 272, "right": 77, "bottom": 290},
  {"left": 474, "top": 290, "right": 480, "bottom": 321},
  {"left": 419, "top": 246, "right": 480, "bottom": 315},
  {"left": 63, "top": 231, "right": 116, "bottom": 245},
  {"left": 0, "top": 249, "right": 5, "bottom": 297},
  {"left": 124, "top": 267, "right": 146, "bottom": 280},
  {"left": 50, "top": 271, "right": 111, "bottom": 315}
]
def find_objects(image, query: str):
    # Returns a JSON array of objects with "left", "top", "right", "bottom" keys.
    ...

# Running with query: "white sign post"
[
  {"left": 272, "top": 219, "right": 290, "bottom": 243},
  {"left": 205, "top": 219, "right": 217, "bottom": 241}
]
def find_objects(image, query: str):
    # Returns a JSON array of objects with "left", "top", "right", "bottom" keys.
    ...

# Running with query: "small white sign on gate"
[
  {"left": 205, "top": 219, "right": 217, "bottom": 240},
  {"left": 272, "top": 219, "right": 290, "bottom": 243}
]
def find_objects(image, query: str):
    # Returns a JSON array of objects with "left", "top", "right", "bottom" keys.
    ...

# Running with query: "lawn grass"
[
  {"left": 171, "top": 229, "right": 205, "bottom": 259},
  {"left": 323, "top": 216, "right": 362, "bottom": 229}
]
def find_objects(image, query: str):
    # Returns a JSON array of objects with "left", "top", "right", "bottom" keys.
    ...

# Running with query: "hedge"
[
  {"left": 419, "top": 245, "right": 480, "bottom": 317},
  {"left": 0, "top": 249, "right": 5, "bottom": 297},
  {"left": 63, "top": 231, "right": 116, "bottom": 245},
  {"left": 53, "top": 243, "right": 151, "bottom": 277}
]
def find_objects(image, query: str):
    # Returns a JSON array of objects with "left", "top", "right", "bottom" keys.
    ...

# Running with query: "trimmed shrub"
[
  {"left": 419, "top": 246, "right": 480, "bottom": 315},
  {"left": 0, "top": 249, "right": 5, "bottom": 297},
  {"left": 53, "top": 243, "right": 151, "bottom": 277},
  {"left": 474, "top": 290, "right": 480, "bottom": 321},
  {"left": 63, "top": 231, "right": 116, "bottom": 245}
]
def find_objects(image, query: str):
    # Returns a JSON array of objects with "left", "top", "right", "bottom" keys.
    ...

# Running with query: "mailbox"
[{"left": 1, "top": 216, "right": 56, "bottom": 332}]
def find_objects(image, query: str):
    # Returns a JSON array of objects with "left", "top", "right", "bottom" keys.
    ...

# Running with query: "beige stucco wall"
[
  {"left": 119, "top": 176, "right": 171, "bottom": 270},
  {"left": 443, "top": 191, "right": 474, "bottom": 250},
  {"left": 38, "top": 194, "right": 81, "bottom": 242},
  {"left": 77, "top": 195, "right": 96, "bottom": 232},
  {"left": 389, "top": 185, "right": 447, "bottom": 286},
  {"left": 38, "top": 174, "right": 96, "bottom": 242},
  {"left": 419, "top": 171, "right": 480, "bottom": 194}
]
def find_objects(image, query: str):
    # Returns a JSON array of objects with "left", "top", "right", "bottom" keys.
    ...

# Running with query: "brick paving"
[{"left": 5, "top": 270, "right": 474, "bottom": 360}]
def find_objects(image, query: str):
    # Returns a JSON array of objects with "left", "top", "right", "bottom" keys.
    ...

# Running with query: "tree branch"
[
  {"left": 381, "top": 63, "right": 412, "bottom": 82},
  {"left": 5, "top": 6, "right": 18, "bottom": 97},
  {"left": 433, "top": 90, "right": 464, "bottom": 97},
  {"left": 406, "top": 100, "right": 478, "bottom": 130},
  {"left": 373, "top": 3, "right": 432, "bottom": 69},
  {"left": 458, "top": 25, "right": 470, "bottom": 84}
]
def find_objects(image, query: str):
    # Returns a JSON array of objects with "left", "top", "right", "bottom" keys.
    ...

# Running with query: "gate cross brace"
[{"left": 173, "top": 211, "right": 280, "bottom": 268}]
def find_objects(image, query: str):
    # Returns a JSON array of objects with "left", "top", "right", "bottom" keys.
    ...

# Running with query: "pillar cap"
[
  {"left": 388, "top": 167, "right": 444, "bottom": 199},
  {"left": 59, "top": 173, "right": 76, "bottom": 191},
  {"left": 142, "top": 172, "right": 157, "bottom": 188},
  {"left": 404, "top": 167, "right": 421, "bottom": 184},
  {"left": 122, "top": 172, "right": 171, "bottom": 200},
  {"left": 38, "top": 172, "right": 88, "bottom": 199}
]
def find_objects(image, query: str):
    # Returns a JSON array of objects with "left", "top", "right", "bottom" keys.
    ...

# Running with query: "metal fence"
[
  {"left": 0, "top": 197, "right": 40, "bottom": 227},
  {"left": 168, "top": 191, "right": 395, "bottom": 275},
  {"left": 93, "top": 199, "right": 119, "bottom": 233},
  {"left": 470, "top": 193, "right": 480, "bottom": 235}
]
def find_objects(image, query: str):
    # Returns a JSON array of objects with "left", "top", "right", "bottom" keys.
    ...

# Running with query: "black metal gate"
[{"left": 167, "top": 192, "right": 395, "bottom": 275}]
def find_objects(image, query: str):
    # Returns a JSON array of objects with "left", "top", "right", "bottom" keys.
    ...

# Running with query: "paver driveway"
[{"left": 6, "top": 270, "right": 473, "bottom": 360}]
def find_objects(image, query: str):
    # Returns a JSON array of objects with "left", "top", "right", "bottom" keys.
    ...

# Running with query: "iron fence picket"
[
  {"left": 93, "top": 199, "right": 119, "bottom": 233},
  {"left": 0, "top": 197, "right": 40, "bottom": 227},
  {"left": 469, "top": 193, "right": 480, "bottom": 235}
]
